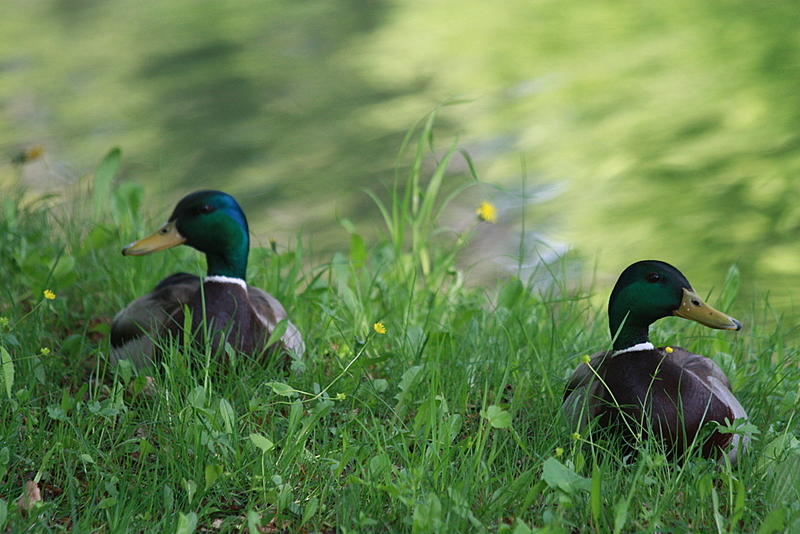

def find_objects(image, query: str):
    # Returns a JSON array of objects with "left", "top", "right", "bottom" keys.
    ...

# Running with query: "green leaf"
[
  {"left": 163, "top": 484, "right": 174, "bottom": 511},
  {"left": 0, "top": 448, "right": 9, "bottom": 481},
  {"left": 47, "top": 405, "right": 67, "bottom": 421},
  {"left": 394, "top": 365, "right": 424, "bottom": 416},
  {"left": 267, "top": 381, "right": 297, "bottom": 397},
  {"left": 247, "top": 510, "right": 261, "bottom": 533},
  {"left": 204, "top": 464, "right": 223, "bottom": 490},
  {"left": 186, "top": 386, "right": 206, "bottom": 408},
  {"left": 176, "top": 512, "right": 198, "bottom": 534},
  {"left": 349, "top": 232, "right": 367, "bottom": 268},
  {"left": 613, "top": 495, "right": 629, "bottom": 534},
  {"left": 396, "top": 365, "right": 424, "bottom": 397},
  {"left": 97, "top": 497, "right": 118, "bottom": 509},
  {"left": 182, "top": 479, "right": 197, "bottom": 504},
  {"left": 591, "top": 461, "right": 602, "bottom": 529},
  {"left": 249, "top": 433, "right": 274, "bottom": 453},
  {"left": 0, "top": 498, "right": 6, "bottom": 530},
  {"left": 480, "top": 405, "right": 512, "bottom": 429},
  {"left": 757, "top": 434, "right": 800, "bottom": 472},
  {"left": 32, "top": 357, "right": 45, "bottom": 386},
  {"left": 216, "top": 398, "right": 236, "bottom": 433},
  {"left": 338, "top": 217, "right": 356, "bottom": 234},
  {"left": 541, "top": 458, "right": 591, "bottom": 493},
  {"left": 265, "top": 319, "right": 289, "bottom": 349},
  {"left": 757, "top": 507, "right": 786, "bottom": 534},
  {"left": 510, "top": 518, "right": 533, "bottom": 534},
  {"left": 110, "top": 180, "right": 143, "bottom": 226},
  {"left": 497, "top": 278, "right": 524, "bottom": 309},
  {"left": 138, "top": 439, "right": 154, "bottom": 460},
  {"left": 301, "top": 496, "right": 319, "bottom": 526},
  {"left": 50, "top": 254, "right": 76, "bottom": 285},
  {"left": 412, "top": 492, "right": 442, "bottom": 534},
  {"left": 0, "top": 347, "right": 12, "bottom": 398}
]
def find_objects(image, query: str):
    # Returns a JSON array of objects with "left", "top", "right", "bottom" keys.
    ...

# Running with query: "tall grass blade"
[{"left": 92, "top": 147, "right": 121, "bottom": 220}]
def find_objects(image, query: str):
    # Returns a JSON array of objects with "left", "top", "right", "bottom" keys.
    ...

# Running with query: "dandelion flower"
[
  {"left": 43, "top": 290, "right": 55, "bottom": 300},
  {"left": 373, "top": 322, "right": 387, "bottom": 334},
  {"left": 476, "top": 201, "right": 497, "bottom": 223}
]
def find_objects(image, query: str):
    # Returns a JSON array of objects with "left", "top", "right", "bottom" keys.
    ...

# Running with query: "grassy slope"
[{"left": 1, "top": 117, "right": 800, "bottom": 533}]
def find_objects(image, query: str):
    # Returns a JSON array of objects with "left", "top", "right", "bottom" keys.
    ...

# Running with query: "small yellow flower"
[
  {"left": 582, "top": 354, "right": 591, "bottom": 365},
  {"left": 43, "top": 290, "right": 55, "bottom": 300},
  {"left": 40, "top": 347, "right": 50, "bottom": 356},
  {"left": 665, "top": 346, "right": 673, "bottom": 354},
  {"left": 373, "top": 322, "right": 387, "bottom": 334},
  {"left": 571, "top": 432, "right": 581, "bottom": 441},
  {"left": 555, "top": 447, "right": 564, "bottom": 457},
  {"left": 335, "top": 392, "right": 346, "bottom": 401},
  {"left": 476, "top": 201, "right": 497, "bottom": 223},
  {"left": 0, "top": 317, "right": 8, "bottom": 328}
]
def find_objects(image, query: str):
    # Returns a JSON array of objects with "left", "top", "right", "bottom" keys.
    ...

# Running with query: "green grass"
[{"left": 2, "top": 111, "right": 800, "bottom": 533}]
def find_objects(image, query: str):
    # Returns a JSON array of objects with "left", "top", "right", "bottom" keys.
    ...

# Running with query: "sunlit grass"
[{"left": 1, "top": 117, "right": 799, "bottom": 533}]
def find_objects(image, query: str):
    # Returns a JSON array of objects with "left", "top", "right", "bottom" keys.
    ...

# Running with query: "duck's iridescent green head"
[
  {"left": 608, "top": 260, "right": 741, "bottom": 351},
  {"left": 123, "top": 190, "right": 250, "bottom": 280}
]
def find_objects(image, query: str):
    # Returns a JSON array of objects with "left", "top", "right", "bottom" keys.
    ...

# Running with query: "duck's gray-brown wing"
[
  {"left": 247, "top": 286, "right": 305, "bottom": 358},
  {"left": 562, "top": 350, "right": 613, "bottom": 432},
  {"left": 658, "top": 346, "right": 749, "bottom": 463},
  {"left": 110, "top": 273, "right": 200, "bottom": 369}
]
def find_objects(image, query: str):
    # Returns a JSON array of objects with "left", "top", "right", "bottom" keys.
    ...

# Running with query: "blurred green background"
[{"left": 2, "top": 0, "right": 800, "bottom": 311}]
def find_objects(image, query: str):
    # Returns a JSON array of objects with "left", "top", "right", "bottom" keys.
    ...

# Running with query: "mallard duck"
[
  {"left": 563, "top": 260, "right": 748, "bottom": 464},
  {"left": 110, "top": 190, "right": 304, "bottom": 369}
]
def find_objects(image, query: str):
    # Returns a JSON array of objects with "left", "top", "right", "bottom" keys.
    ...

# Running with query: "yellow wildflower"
[
  {"left": 582, "top": 354, "right": 591, "bottom": 365},
  {"left": 476, "top": 201, "right": 497, "bottom": 223},
  {"left": 665, "top": 346, "right": 673, "bottom": 354},
  {"left": 0, "top": 317, "right": 8, "bottom": 328},
  {"left": 43, "top": 290, "right": 55, "bottom": 300},
  {"left": 555, "top": 447, "right": 564, "bottom": 457},
  {"left": 373, "top": 322, "right": 387, "bottom": 334},
  {"left": 40, "top": 348, "right": 50, "bottom": 356},
  {"left": 335, "top": 392, "right": 346, "bottom": 401},
  {"left": 571, "top": 432, "right": 581, "bottom": 441}
]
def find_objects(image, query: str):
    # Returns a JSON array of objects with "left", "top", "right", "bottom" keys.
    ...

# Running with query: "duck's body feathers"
[
  {"left": 110, "top": 272, "right": 304, "bottom": 369},
  {"left": 564, "top": 345, "right": 748, "bottom": 464}
]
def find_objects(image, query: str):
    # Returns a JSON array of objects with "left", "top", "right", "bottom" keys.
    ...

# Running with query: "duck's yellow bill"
[
  {"left": 672, "top": 288, "right": 742, "bottom": 331},
  {"left": 122, "top": 221, "right": 186, "bottom": 256}
]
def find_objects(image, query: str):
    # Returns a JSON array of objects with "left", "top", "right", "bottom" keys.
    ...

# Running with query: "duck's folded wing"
[
  {"left": 110, "top": 273, "right": 200, "bottom": 368},
  {"left": 662, "top": 347, "right": 749, "bottom": 463},
  {"left": 661, "top": 347, "right": 731, "bottom": 388},
  {"left": 247, "top": 286, "right": 305, "bottom": 358}
]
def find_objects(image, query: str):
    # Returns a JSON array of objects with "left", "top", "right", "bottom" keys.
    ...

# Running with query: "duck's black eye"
[
  {"left": 646, "top": 272, "right": 661, "bottom": 283},
  {"left": 197, "top": 204, "right": 216, "bottom": 215}
]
